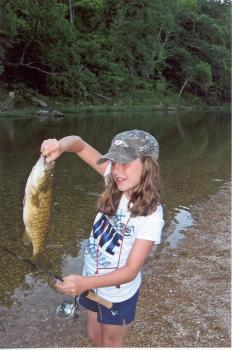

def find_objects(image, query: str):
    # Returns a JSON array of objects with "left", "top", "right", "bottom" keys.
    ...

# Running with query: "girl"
[{"left": 41, "top": 129, "right": 164, "bottom": 347}]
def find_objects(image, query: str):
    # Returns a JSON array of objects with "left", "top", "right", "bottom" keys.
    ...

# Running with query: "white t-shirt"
[{"left": 82, "top": 193, "right": 164, "bottom": 303}]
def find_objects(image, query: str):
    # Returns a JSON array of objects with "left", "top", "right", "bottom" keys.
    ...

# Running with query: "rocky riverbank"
[{"left": 125, "top": 182, "right": 231, "bottom": 348}]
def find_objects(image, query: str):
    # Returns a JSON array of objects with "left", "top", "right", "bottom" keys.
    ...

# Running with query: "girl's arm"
[
  {"left": 55, "top": 239, "right": 154, "bottom": 296},
  {"left": 41, "top": 135, "right": 108, "bottom": 176}
]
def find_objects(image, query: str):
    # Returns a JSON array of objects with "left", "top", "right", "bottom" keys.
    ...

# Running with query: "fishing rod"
[
  {"left": 0, "top": 244, "right": 112, "bottom": 320},
  {"left": 0, "top": 244, "right": 79, "bottom": 320},
  {"left": 0, "top": 244, "right": 63, "bottom": 282}
]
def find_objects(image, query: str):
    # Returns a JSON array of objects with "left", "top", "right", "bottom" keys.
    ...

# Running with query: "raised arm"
[{"left": 41, "top": 135, "right": 109, "bottom": 176}]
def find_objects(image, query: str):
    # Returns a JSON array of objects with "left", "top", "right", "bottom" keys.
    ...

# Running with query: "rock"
[
  {"left": 35, "top": 109, "right": 64, "bottom": 118},
  {"left": 31, "top": 96, "right": 48, "bottom": 108},
  {"left": 0, "top": 91, "right": 15, "bottom": 112},
  {"left": 50, "top": 110, "right": 64, "bottom": 118},
  {"left": 36, "top": 109, "right": 50, "bottom": 116},
  {"left": 167, "top": 104, "right": 177, "bottom": 111}
]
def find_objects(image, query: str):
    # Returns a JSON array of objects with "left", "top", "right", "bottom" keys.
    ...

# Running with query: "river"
[{"left": 0, "top": 110, "right": 230, "bottom": 347}]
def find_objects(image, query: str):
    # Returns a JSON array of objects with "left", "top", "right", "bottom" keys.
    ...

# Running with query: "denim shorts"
[{"left": 79, "top": 289, "right": 140, "bottom": 325}]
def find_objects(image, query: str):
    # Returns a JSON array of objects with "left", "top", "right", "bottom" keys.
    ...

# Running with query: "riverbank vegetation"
[{"left": 0, "top": 0, "right": 231, "bottom": 109}]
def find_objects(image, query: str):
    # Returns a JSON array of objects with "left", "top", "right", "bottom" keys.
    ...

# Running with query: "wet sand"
[{"left": 79, "top": 182, "right": 231, "bottom": 347}]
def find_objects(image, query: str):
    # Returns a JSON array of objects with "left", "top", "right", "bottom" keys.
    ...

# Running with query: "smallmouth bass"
[{"left": 23, "top": 155, "right": 55, "bottom": 265}]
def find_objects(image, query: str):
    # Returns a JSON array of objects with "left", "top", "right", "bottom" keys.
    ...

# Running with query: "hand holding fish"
[
  {"left": 55, "top": 274, "right": 89, "bottom": 297},
  {"left": 41, "top": 135, "right": 107, "bottom": 176},
  {"left": 41, "top": 138, "right": 61, "bottom": 163}
]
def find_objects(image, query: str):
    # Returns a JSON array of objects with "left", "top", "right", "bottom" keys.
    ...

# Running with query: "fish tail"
[{"left": 30, "top": 249, "right": 52, "bottom": 269}]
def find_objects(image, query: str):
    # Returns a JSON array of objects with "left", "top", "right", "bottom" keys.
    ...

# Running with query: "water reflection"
[
  {"left": 165, "top": 207, "right": 194, "bottom": 249},
  {"left": 0, "top": 110, "right": 230, "bottom": 347}
]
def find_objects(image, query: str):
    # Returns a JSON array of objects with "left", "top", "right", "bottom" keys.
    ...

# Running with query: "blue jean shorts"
[{"left": 79, "top": 289, "right": 140, "bottom": 325}]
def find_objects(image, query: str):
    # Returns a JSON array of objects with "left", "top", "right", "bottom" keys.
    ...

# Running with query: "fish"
[{"left": 23, "top": 155, "right": 55, "bottom": 266}]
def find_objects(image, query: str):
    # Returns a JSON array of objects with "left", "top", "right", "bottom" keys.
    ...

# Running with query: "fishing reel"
[{"left": 56, "top": 296, "right": 79, "bottom": 320}]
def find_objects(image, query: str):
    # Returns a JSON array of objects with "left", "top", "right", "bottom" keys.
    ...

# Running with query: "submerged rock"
[{"left": 35, "top": 109, "right": 64, "bottom": 118}]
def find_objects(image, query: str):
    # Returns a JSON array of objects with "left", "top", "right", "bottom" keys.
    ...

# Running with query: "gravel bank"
[{"left": 125, "top": 182, "right": 231, "bottom": 347}]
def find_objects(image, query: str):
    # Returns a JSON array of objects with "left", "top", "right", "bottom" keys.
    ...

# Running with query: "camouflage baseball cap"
[{"left": 97, "top": 129, "right": 159, "bottom": 164}]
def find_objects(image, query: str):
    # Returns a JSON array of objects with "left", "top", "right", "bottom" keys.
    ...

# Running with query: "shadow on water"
[{"left": 0, "top": 110, "right": 230, "bottom": 347}]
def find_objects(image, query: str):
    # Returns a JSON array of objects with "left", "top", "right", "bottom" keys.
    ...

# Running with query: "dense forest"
[{"left": 0, "top": 0, "right": 231, "bottom": 107}]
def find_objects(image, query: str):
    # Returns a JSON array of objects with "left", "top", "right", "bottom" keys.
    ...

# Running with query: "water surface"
[{"left": 0, "top": 110, "right": 230, "bottom": 347}]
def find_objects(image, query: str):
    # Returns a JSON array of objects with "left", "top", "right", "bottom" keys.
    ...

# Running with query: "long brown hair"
[{"left": 97, "top": 157, "right": 161, "bottom": 217}]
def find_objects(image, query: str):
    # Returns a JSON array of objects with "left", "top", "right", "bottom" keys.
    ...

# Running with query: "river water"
[{"left": 0, "top": 110, "right": 230, "bottom": 347}]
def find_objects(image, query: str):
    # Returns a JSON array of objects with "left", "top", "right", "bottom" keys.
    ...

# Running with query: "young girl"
[{"left": 41, "top": 129, "right": 164, "bottom": 347}]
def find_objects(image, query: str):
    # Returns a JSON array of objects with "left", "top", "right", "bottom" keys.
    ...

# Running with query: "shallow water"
[{"left": 0, "top": 110, "right": 230, "bottom": 347}]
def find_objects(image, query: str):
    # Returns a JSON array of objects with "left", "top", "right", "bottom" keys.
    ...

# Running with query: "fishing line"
[
  {"left": 0, "top": 244, "right": 63, "bottom": 282},
  {"left": 0, "top": 245, "right": 112, "bottom": 320},
  {"left": 0, "top": 244, "right": 81, "bottom": 320}
]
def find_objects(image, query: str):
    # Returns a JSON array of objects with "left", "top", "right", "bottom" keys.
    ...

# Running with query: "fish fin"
[
  {"left": 31, "top": 192, "right": 40, "bottom": 208},
  {"left": 31, "top": 250, "right": 52, "bottom": 269},
  {"left": 22, "top": 230, "right": 31, "bottom": 245}
]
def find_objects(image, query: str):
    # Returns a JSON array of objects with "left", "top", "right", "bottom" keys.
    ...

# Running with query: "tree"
[
  {"left": 0, "top": 0, "right": 230, "bottom": 103},
  {"left": 163, "top": 0, "right": 231, "bottom": 101}
]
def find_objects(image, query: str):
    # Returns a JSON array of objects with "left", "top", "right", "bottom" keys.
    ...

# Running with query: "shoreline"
[
  {"left": 0, "top": 105, "right": 230, "bottom": 117},
  {"left": 126, "top": 181, "right": 231, "bottom": 347},
  {"left": 0, "top": 102, "right": 230, "bottom": 118}
]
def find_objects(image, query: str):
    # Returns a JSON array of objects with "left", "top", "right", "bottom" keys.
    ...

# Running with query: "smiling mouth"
[{"left": 115, "top": 177, "right": 126, "bottom": 184}]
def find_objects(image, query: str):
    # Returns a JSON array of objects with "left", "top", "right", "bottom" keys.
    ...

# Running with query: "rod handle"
[{"left": 82, "top": 290, "right": 112, "bottom": 309}]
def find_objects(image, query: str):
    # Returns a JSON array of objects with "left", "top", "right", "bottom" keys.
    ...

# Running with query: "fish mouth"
[
  {"left": 41, "top": 155, "right": 46, "bottom": 166},
  {"left": 41, "top": 155, "right": 55, "bottom": 170}
]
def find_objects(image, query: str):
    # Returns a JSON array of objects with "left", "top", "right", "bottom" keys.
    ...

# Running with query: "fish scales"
[
  {"left": 23, "top": 155, "right": 55, "bottom": 265},
  {"left": 27, "top": 190, "right": 52, "bottom": 255}
]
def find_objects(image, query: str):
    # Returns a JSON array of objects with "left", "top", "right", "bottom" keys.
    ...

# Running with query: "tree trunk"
[
  {"left": 179, "top": 80, "right": 189, "bottom": 97},
  {"left": 69, "top": 0, "right": 74, "bottom": 25}
]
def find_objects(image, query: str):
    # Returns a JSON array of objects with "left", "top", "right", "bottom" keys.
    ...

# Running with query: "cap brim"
[
  {"left": 97, "top": 151, "right": 137, "bottom": 165},
  {"left": 97, "top": 157, "right": 111, "bottom": 165}
]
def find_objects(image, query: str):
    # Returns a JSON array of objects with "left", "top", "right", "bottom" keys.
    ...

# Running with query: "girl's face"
[{"left": 111, "top": 158, "right": 143, "bottom": 199}]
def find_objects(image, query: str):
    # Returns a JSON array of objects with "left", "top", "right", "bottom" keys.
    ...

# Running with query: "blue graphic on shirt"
[
  {"left": 85, "top": 241, "right": 111, "bottom": 268},
  {"left": 93, "top": 214, "right": 122, "bottom": 255},
  {"left": 84, "top": 211, "right": 135, "bottom": 271},
  {"left": 111, "top": 211, "right": 132, "bottom": 237},
  {"left": 89, "top": 211, "right": 133, "bottom": 256}
]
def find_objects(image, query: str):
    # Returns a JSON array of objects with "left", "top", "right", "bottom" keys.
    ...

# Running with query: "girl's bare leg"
[
  {"left": 101, "top": 323, "right": 129, "bottom": 347},
  {"left": 86, "top": 310, "right": 102, "bottom": 346}
]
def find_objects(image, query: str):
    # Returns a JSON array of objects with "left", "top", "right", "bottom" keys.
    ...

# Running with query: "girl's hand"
[
  {"left": 40, "top": 138, "right": 61, "bottom": 163},
  {"left": 54, "top": 274, "right": 88, "bottom": 297}
]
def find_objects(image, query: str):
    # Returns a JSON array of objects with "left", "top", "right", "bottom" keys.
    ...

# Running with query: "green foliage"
[
  {"left": 0, "top": 0, "right": 230, "bottom": 104},
  {"left": 191, "top": 62, "right": 212, "bottom": 94},
  {"left": 163, "top": 0, "right": 231, "bottom": 102}
]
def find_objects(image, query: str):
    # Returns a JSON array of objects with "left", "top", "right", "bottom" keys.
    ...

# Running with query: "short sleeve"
[{"left": 135, "top": 204, "right": 164, "bottom": 244}]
